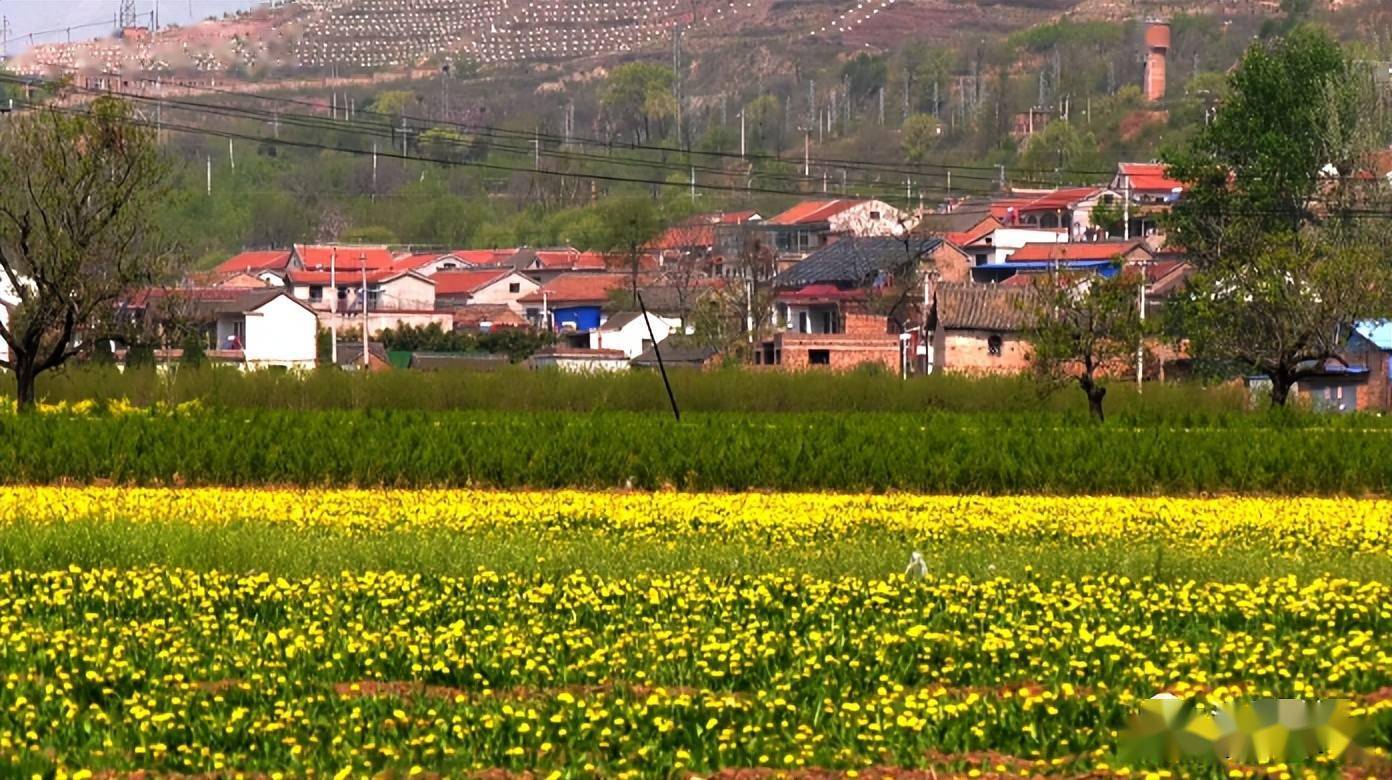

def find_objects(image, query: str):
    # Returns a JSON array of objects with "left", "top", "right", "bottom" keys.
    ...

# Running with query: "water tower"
[{"left": 1143, "top": 19, "right": 1170, "bottom": 103}]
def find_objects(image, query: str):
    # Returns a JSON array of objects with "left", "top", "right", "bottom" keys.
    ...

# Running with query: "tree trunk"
[
  {"left": 1269, "top": 374, "right": 1293, "bottom": 407},
  {"left": 1080, "top": 374, "right": 1106, "bottom": 422},
  {"left": 13, "top": 360, "right": 36, "bottom": 413}
]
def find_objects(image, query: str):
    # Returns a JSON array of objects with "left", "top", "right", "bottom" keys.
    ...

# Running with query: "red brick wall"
[
  {"left": 777, "top": 333, "right": 901, "bottom": 372},
  {"left": 939, "top": 330, "right": 1031, "bottom": 375},
  {"left": 842, "top": 314, "right": 890, "bottom": 337}
]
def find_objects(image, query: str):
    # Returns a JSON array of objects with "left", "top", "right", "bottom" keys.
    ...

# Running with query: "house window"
[
  {"left": 798, "top": 312, "right": 809, "bottom": 333},
  {"left": 870, "top": 210, "right": 881, "bottom": 220},
  {"left": 821, "top": 311, "right": 834, "bottom": 334},
  {"left": 809, "top": 349, "right": 831, "bottom": 366},
  {"left": 987, "top": 335, "right": 1003, "bottom": 356},
  {"left": 975, "top": 253, "right": 988, "bottom": 267},
  {"left": 308, "top": 285, "right": 323, "bottom": 302},
  {"left": 525, "top": 307, "right": 540, "bottom": 321},
  {"left": 508, "top": 282, "right": 521, "bottom": 293}
]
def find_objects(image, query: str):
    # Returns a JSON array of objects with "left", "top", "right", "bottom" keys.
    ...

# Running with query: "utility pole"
[
  {"left": 803, "top": 129, "right": 810, "bottom": 177},
  {"left": 360, "top": 254, "right": 369, "bottom": 369},
  {"left": 1137, "top": 256, "right": 1147, "bottom": 391},
  {"left": 690, "top": 166, "right": 696, "bottom": 205},
  {"left": 371, "top": 142, "right": 378, "bottom": 201},
  {"left": 228, "top": 139, "right": 235, "bottom": 170},
  {"left": 329, "top": 247, "right": 338, "bottom": 367},
  {"left": 206, "top": 155, "right": 211, "bottom": 196},
  {"left": 739, "top": 109, "right": 745, "bottom": 158},
  {"left": 672, "top": 23, "right": 682, "bottom": 147},
  {"left": 878, "top": 86, "right": 884, "bottom": 126},
  {"left": 1123, "top": 174, "right": 1131, "bottom": 240}
]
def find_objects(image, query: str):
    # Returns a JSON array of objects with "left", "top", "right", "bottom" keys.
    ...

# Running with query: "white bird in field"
[{"left": 905, "top": 551, "right": 927, "bottom": 579}]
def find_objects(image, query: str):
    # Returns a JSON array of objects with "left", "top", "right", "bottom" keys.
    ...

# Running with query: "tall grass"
[
  {"left": 18, "top": 364, "right": 1254, "bottom": 418},
  {"left": 3, "top": 409, "right": 1391, "bottom": 493}
]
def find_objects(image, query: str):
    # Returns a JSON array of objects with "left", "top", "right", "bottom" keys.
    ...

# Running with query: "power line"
[{"left": 11, "top": 81, "right": 1392, "bottom": 222}]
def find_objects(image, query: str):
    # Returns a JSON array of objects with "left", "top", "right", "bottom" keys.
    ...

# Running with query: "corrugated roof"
[
  {"left": 772, "top": 237, "right": 941, "bottom": 288},
  {"left": 631, "top": 344, "right": 718, "bottom": 367},
  {"left": 935, "top": 283, "right": 1034, "bottom": 331}
]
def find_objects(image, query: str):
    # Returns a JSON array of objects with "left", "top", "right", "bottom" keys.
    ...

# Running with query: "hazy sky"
[{"left": 4, "top": 1, "right": 261, "bottom": 52}]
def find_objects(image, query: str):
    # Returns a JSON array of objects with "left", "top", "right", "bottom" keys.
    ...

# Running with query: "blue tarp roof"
[
  {"left": 992, "top": 260, "right": 1121, "bottom": 276},
  {"left": 1353, "top": 320, "right": 1392, "bottom": 351}
]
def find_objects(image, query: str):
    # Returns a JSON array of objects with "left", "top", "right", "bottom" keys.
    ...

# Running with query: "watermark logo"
[{"left": 1120, "top": 695, "right": 1365, "bottom": 765}]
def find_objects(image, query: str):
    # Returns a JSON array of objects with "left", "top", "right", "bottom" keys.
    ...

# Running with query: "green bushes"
[{"left": 2, "top": 409, "right": 1390, "bottom": 493}]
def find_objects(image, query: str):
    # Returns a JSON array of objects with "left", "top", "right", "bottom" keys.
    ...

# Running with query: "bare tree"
[{"left": 0, "top": 97, "right": 172, "bottom": 410}]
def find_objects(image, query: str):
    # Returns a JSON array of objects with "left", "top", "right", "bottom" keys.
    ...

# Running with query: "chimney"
[{"left": 1144, "top": 19, "right": 1170, "bottom": 103}]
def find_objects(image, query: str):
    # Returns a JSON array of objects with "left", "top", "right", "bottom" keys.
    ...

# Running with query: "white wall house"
[
  {"left": 211, "top": 290, "right": 318, "bottom": 370},
  {"left": 962, "top": 228, "right": 1070, "bottom": 266},
  {"left": 590, "top": 312, "right": 679, "bottom": 360}
]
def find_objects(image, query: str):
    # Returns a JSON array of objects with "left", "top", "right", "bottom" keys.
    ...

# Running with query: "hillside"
[{"left": 6, "top": 0, "right": 1307, "bottom": 81}]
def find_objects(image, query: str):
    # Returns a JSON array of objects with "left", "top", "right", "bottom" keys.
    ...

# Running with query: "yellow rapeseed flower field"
[
  {"left": 0, "top": 487, "right": 1389, "bottom": 776},
  {"left": 0, "top": 487, "right": 1388, "bottom": 552}
]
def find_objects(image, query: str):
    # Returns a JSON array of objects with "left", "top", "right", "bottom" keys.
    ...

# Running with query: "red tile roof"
[
  {"left": 776, "top": 283, "right": 865, "bottom": 302},
  {"left": 1118, "top": 163, "right": 1186, "bottom": 194},
  {"left": 433, "top": 269, "right": 514, "bottom": 296},
  {"left": 213, "top": 250, "right": 291, "bottom": 274},
  {"left": 766, "top": 199, "right": 863, "bottom": 226},
  {"left": 285, "top": 269, "right": 429, "bottom": 285},
  {"left": 293, "top": 244, "right": 396, "bottom": 271},
  {"left": 944, "top": 217, "right": 1002, "bottom": 247},
  {"left": 517, "top": 273, "right": 629, "bottom": 305},
  {"left": 1007, "top": 241, "right": 1146, "bottom": 263},
  {"left": 1013, "top": 187, "right": 1106, "bottom": 214},
  {"left": 529, "top": 249, "right": 609, "bottom": 271}
]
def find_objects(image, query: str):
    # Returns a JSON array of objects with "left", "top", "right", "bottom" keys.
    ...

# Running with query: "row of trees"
[{"left": 1030, "top": 25, "right": 1392, "bottom": 419}]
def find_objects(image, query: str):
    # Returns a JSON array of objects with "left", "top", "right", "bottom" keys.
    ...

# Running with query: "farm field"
[{"left": 1, "top": 487, "right": 1390, "bottom": 777}]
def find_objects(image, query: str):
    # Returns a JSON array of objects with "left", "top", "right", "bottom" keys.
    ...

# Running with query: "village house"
[
  {"left": 979, "top": 240, "right": 1154, "bottom": 285},
  {"left": 956, "top": 226, "right": 1070, "bottom": 268},
  {"left": 993, "top": 187, "right": 1123, "bottom": 240},
  {"left": 926, "top": 283, "right": 1033, "bottom": 375},
  {"left": 335, "top": 341, "right": 393, "bottom": 372},
  {"left": 527, "top": 346, "right": 631, "bottom": 373},
  {"left": 1284, "top": 321, "right": 1392, "bottom": 413},
  {"left": 1112, "top": 162, "right": 1188, "bottom": 237},
  {"left": 590, "top": 311, "right": 680, "bottom": 360},
  {"left": 504, "top": 247, "right": 610, "bottom": 284},
  {"left": 761, "top": 199, "right": 911, "bottom": 265},
  {"left": 452, "top": 305, "right": 529, "bottom": 332},
  {"left": 756, "top": 312, "right": 903, "bottom": 372},
  {"left": 517, "top": 273, "right": 630, "bottom": 344},
  {"left": 631, "top": 344, "right": 720, "bottom": 370},
  {"left": 432, "top": 268, "right": 539, "bottom": 313},
  {"left": 159, "top": 288, "right": 319, "bottom": 370},
  {"left": 650, "top": 210, "right": 763, "bottom": 278},
  {"left": 212, "top": 249, "right": 293, "bottom": 275}
]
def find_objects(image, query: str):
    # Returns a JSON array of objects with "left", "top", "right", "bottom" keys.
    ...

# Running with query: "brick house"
[
  {"left": 977, "top": 240, "right": 1155, "bottom": 285},
  {"left": 1288, "top": 321, "right": 1392, "bottom": 412},
  {"left": 762, "top": 199, "right": 912, "bottom": 265},
  {"left": 926, "top": 283, "right": 1034, "bottom": 375},
  {"left": 757, "top": 312, "right": 903, "bottom": 372}
]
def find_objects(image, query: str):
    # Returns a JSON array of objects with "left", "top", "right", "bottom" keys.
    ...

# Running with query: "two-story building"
[{"left": 761, "top": 199, "right": 911, "bottom": 268}]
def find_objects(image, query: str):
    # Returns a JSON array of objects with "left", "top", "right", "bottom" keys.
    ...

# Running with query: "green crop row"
[
  {"left": 3, "top": 409, "right": 1392, "bottom": 493},
  {"left": 20, "top": 363, "right": 1259, "bottom": 418}
]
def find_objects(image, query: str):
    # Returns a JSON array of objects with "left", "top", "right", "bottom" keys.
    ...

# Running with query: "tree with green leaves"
[
  {"left": 601, "top": 63, "right": 676, "bottom": 144},
  {"left": 900, "top": 114, "right": 943, "bottom": 164},
  {"left": 1025, "top": 268, "right": 1149, "bottom": 422},
  {"left": 594, "top": 194, "right": 663, "bottom": 295},
  {"left": 0, "top": 97, "right": 172, "bottom": 410},
  {"left": 1164, "top": 26, "right": 1392, "bottom": 406}
]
